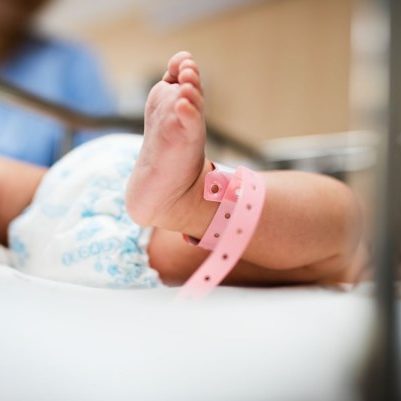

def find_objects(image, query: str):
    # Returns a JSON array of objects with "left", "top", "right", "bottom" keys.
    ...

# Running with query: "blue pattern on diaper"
[
  {"left": 8, "top": 135, "right": 162, "bottom": 289},
  {"left": 62, "top": 236, "right": 122, "bottom": 266},
  {"left": 9, "top": 234, "right": 29, "bottom": 268}
]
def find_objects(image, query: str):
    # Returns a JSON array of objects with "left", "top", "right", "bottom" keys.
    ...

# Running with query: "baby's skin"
[
  {"left": 127, "top": 51, "right": 206, "bottom": 232},
  {"left": 126, "top": 51, "right": 367, "bottom": 285},
  {"left": 0, "top": 52, "right": 367, "bottom": 286}
]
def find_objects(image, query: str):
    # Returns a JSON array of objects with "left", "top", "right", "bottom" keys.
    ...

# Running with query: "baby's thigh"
[
  {"left": 0, "top": 157, "right": 46, "bottom": 246},
  {"left": 147, "top": 228, "right": 270, "bottom": 285},
  {"left": 148, "top": 228, "right": 348, "bottom": 286}
]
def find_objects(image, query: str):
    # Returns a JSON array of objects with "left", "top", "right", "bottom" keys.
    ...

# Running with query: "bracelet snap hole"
[
  {"left": 252, "top": 184, "right": 256, "bottom": 191},
  {"left": 246, "top": 204, "right": 252, "bottom": 210},
  {"left": 222, "top": 254, "right": 228, "bottom": 260},
  {"left": 204, "top": 275, "right": 210, "bottom": 281},
  {"left": 237, "top": 228, "right": 243, "bottom": 234},
  {"left": 224, "top": 213, "right": 231, "bottom": 219},
  {"left": 214, "top": 233, "right": 220, "bottom": 238},
  {"left": 211, "top": 184, "right": 220, "bottom": 194}
]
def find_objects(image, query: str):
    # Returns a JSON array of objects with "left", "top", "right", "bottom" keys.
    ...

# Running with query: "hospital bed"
[
  {"left": 0, "top": 0, "right": 399, "bottom": 400},
  {"left": 0, "top": 262, "right": 374, "bottom": 401}
]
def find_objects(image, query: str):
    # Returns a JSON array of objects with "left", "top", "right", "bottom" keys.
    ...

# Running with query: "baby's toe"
[
  {"left": 178, "top": 67, "right": 201, "bottom": 91},
  {"left": 175, "top": 98, "right": 199, "bottom": 129},
  {"left": 179, "top": 83, "right": 203, "bottom": 111},
  {"left": 179, "top": 59, "right": 200, "bottom": 76},
  {"left": 164, "top": 51, "right": 193, "bottom": 83}
]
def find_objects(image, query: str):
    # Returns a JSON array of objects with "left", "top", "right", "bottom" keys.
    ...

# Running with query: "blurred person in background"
[{"left": 0, "top": 0, "right": 115, "bottom": 167}]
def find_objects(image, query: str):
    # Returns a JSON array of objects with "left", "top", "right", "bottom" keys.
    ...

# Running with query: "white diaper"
[{"left": 8, "top": 134, "right": 163, "bottom": 289}]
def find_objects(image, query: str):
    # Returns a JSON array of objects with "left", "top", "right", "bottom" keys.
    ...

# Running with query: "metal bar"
[
  {"left": 0, "top": 77, "right": 270, "bottom": 168},
  {"left": 206, "top": 125, "right": 270, "bottom": 168},
  {"left": 0, "top": 77, "right": 143, "bottom": 132},
  {"left": 372, "top": 0, "right": 400, "bottom": 398},
  {"left": 360, "top": 0, "right": 400, "bottom": 399}
]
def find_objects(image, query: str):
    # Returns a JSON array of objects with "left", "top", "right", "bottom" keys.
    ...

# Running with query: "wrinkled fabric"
[{"left": 9, "top": 135, "right": 162, "bottom": 289}]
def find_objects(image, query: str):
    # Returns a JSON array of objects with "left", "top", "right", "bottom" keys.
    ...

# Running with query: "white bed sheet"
[{"left": 0, "top": 264, "right": 374, "bottom": 401}]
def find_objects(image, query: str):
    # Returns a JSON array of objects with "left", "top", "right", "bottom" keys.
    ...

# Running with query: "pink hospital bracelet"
[
  {"left": 182, "top": 164, "right": 235, "bottom": 250},
  {"left": 177, "top": 164, "right": 266, "bottom": 300}
]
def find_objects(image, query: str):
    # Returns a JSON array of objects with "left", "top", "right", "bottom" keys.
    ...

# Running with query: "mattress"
[{"left": 0, "top": 264, "right": 374, "bottom": 401}]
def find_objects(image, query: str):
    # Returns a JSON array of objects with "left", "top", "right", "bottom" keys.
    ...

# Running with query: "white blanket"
[{"left": 0, "top": 263, "right": 374, "bottom": 401}]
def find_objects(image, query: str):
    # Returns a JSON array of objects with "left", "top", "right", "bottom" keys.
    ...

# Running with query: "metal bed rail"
[{"left": 0, "top": 77, "right": 270, "bottom": 168}]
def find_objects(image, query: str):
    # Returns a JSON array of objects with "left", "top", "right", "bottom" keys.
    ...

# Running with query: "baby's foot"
[{"left": 127, "top": 51, "right": 208, "bottom": 231}]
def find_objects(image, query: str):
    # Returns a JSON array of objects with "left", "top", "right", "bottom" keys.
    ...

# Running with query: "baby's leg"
[
  {"left": 0, "top": 157, "right": 46, "bottom": 246},
  {"left": 127, "top": 51, "right": 365, "bottom": 285},
  {"left": 148, "top": 228, "right": 366, "bottom": 286}
]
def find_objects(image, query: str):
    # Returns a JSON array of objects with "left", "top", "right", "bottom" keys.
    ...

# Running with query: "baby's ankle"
[{"left": 157, "top": 159, "right": 218, "bottom": 238}]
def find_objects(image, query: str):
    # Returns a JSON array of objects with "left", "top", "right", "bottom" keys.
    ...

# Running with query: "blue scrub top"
[{"left": 0, "top": 36, "right": 116, "bottom": 167}]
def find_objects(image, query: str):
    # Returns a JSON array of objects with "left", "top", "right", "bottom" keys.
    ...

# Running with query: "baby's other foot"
[{"left": 127, "top": 51, "right": 208, "bottom": 231}]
